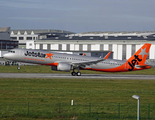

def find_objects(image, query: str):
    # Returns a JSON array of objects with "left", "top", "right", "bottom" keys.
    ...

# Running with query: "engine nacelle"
[{"left": 51, "top": 63, "right": 72, "bottom": 72}]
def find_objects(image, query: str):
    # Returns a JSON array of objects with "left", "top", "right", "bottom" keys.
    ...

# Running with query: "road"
[{"left": 0, "top": 73, "right": 154, "bottom": 80}]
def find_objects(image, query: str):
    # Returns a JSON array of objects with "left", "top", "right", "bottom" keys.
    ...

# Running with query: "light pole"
[{"left": 132, "top": 95, "right": 140, "bottom": 120}]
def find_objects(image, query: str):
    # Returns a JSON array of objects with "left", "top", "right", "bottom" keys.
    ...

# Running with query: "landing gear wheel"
[
  {"left": 71, "top": 72, "right": 77, "bottom": 76},
  {"left": 77, "top": 72, "right": 81, "bottom": 76},
  {"left": 71, "top": 67, "right": 81, "bottom": 76}
]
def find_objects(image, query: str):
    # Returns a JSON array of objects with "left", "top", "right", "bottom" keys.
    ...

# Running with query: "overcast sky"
[{"left": 0, "top": 0, "right": 155, "bottom": 33}]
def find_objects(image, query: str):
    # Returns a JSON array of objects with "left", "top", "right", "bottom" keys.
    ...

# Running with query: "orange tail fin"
[{"left": 127, "top": 43, "right": 151, "bottom": 71}]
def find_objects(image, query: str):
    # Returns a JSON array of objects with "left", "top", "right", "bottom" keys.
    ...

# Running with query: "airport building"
[
  {"left": 0, "top": 27, "right": 18, "bottom": 58},
  {"left": 0, "top": 28, "right": 154, "bottom": 61},
  {"left": 10, "top": 29, "right": 75, "bottom": 48}
]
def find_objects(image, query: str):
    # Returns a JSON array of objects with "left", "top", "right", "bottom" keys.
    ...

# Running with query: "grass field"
[
  {"left": 1, "top": 65, "right": 155, "bottom": 119},
  {"left": 1, "top": 65, "right": 155, "bottom": 75},
  {"left": 0, "top": 78, "right": 155, "bottom": 120}
]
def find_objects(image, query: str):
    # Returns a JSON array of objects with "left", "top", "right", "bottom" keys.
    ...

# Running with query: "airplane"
[{"left": 3, "top": 43, "right": 151, "bottom": 76}]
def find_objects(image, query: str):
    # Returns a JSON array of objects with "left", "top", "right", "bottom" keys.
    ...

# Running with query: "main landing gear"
[
  {"left": 71, "top": 67, "right": 81, "bottom": 76},
  {"left": 71, "top": 71, "right": 81, "bottom": 76}
]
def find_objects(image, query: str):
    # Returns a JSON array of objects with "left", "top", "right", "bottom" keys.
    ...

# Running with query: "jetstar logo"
[
  {"left": 45, "top": 53, "right": 54, "bottom": 59},
  {"left": 24, "top": 51, "right": 53, "bottom": 59},
  {"left": 24, "top": 51, "right": 46, "bottom": 58},
  {"left": 128, "top": 47, "right": 148, "bottom": 71},
  {"left": 128, "top": 55, "right": 142, "bottom": 71}
]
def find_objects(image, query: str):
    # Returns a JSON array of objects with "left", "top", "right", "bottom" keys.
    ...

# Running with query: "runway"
[{"left": 0, "top": 73, "right": 154, "bottom": 80}]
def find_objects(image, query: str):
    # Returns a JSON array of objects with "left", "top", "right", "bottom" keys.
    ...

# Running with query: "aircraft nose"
[{"left": 3, "top": 53, "right": 10, "bottom": 59}]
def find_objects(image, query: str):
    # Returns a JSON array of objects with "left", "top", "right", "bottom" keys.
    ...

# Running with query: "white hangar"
[{"left": 25, "top": 31, "right": 155, "bottom": 60}]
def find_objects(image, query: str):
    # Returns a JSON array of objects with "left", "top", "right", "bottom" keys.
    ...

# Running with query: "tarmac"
[{"left": 0, "top": 73, "right": 154, "bottom": 80}]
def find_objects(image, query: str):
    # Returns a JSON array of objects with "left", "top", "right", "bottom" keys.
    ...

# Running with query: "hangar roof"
[
  {"left": 41, "top": 32, "right": 155, "bottom": 41},
  {"left": 11, "top": 29, "right": 75, "bottom": 35},
  {"left": 0, "top": 27, "right": 10, "bottom": 33},
  {"left": 81, "top": 31, "right": 155, "bottom": 35}
]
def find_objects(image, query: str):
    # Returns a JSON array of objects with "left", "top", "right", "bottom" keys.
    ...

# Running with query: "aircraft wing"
[
  {"left": 72, "top": 58, "right": 106, "bottom": 66},
  {"left": 71, "top": 51, "right": 111, "bottom": 67}
]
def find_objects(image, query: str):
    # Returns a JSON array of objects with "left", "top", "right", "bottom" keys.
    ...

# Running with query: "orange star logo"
[{"left": 45, "top": 53, "right": 54, "bottom": 59}]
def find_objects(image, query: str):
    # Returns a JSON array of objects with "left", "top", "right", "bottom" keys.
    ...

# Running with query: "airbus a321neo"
[{"left": 3, "top": 43, "right": 151, "bottom": 76}]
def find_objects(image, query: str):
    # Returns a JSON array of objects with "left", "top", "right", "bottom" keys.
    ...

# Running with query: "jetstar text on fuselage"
[{"left": 24, "top": 51, "right": 46, "bottom": 58}]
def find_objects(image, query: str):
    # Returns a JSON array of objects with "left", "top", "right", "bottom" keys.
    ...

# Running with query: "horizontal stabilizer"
[{"left": 135, "top": 64, "right": 151, "bottom": 69}]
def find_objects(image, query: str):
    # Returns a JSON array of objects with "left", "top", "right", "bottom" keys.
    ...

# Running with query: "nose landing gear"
[{"left": 17, "top": 66, "right": 21, "bottom": 70}]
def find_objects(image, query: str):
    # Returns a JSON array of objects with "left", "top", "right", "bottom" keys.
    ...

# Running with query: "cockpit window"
[{"left": 8, "top": 51, "right": 15, "bottom": 53}]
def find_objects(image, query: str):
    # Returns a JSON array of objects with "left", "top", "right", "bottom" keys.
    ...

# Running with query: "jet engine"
[{"left": 51, "top": 62, "right": 72, "bottom": 72}]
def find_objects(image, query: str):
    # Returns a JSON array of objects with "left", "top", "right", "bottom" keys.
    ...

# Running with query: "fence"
[{"left": 0, "top": 102, "right": 155, "bottom": 120}]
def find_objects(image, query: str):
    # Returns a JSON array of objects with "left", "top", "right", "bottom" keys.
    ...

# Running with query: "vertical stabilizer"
[{"left": 127, "top": 43, "right": 151, "bottom": 71}]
